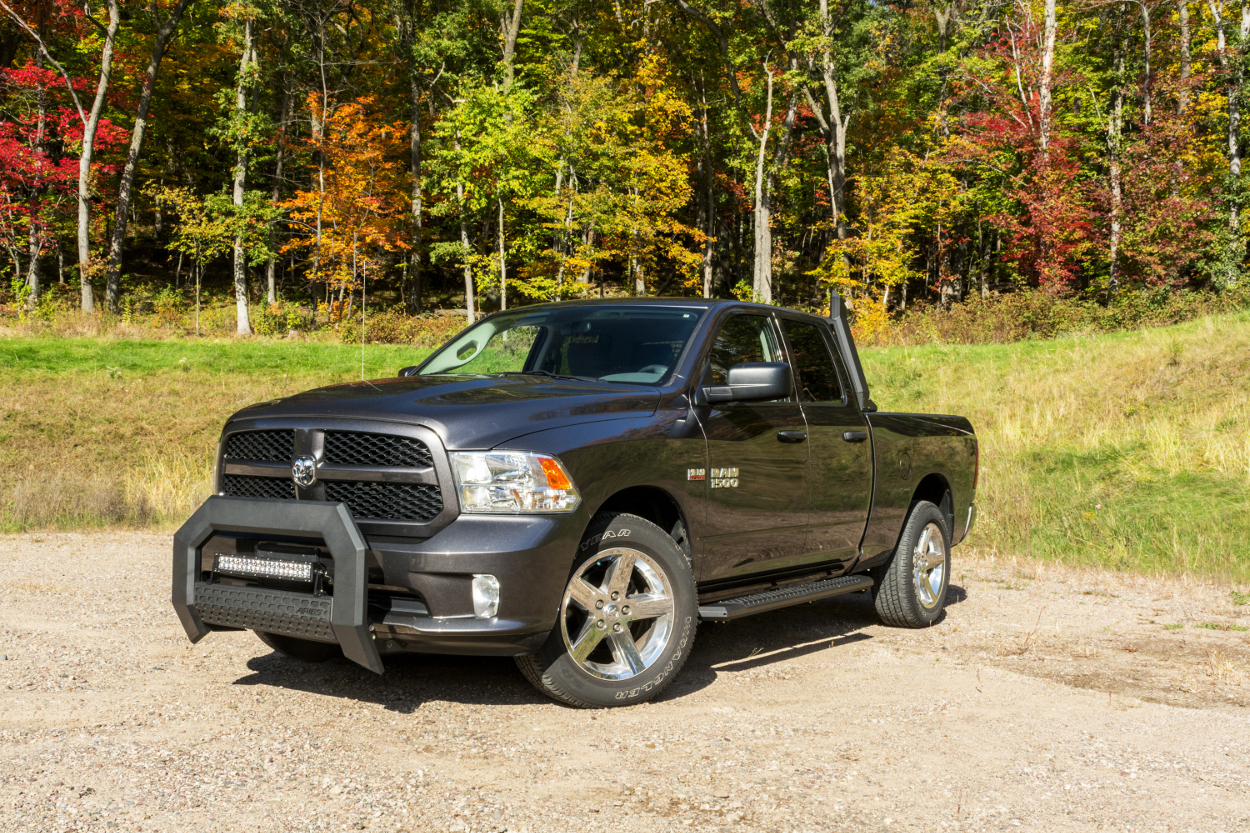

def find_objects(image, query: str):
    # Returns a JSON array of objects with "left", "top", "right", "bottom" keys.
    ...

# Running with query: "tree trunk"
[
  {"left": 1178, "top": 1, "right": 1192, "bottom": 117},
  {"left": 497, "top": 195, "right": 507, "bottom": 311},
  {"left": 1108, "top": 29, "right": 1126, "bottom": 302},
  {"left": 407, "top": 70, "right": 423, "bottom": 312},
  {"left": 500, "top": 0, "right": 524, "bottom": 89},
  {"left": 232, "top": 16, "right": 256, "bottom": 336},
  {"left": 1174, "top": 0, "right": 1192, "bottom": 197},
  {"left": 696, "top": 74, "right": 714, "bottom": 298},
  {"left": 454, "top": 129, "right": 474, "bottom": 322},
  {"left": 804, "top": 0, "right": 854, "bottom": 286},
  {"left": 76, "top": 0, "right": 120, "bottom": 313},
  {"left": 267, "top": 79, "right": 291, "bottom": 304},
  {"left": 1233, "top": 3, "right": 1250, "bottom": 283},
  {"left": 1209, "top": 0, "right": 1250, "bottom": 284},
  {"left": 751, "top": 69, "right": 775, "bottom": 303},
  {"left": 25, "top": 47, "right": 46, "bottom": 309},
  {"left": 1038, "top": 0, "right": 1057, "bottom": 155},
  {"left": 1141, "top": 2, "right": 1153, "bottom": 126},
  {"left": 461, "top": 212, "right": 474, "bottom": 322},
  {"left": 104, "top": 0, "right": 193, "bottom": 313},
  {"left": 934, "top": 4, "right": 952, "bottom": 139}
]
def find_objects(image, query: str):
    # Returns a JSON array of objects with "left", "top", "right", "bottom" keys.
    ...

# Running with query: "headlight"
[{"left": 450, "top": 451, "right": 581, "bottom": 514}]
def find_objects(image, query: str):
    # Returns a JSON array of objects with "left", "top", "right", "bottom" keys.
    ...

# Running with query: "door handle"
[
  {"left": 777, "top": 430, "right": 807, "bottom": 443},
  {"left": 842, "top": 431, "right": 869, "bottom": 443}
]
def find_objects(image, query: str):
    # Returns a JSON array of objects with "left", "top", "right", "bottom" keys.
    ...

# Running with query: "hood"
[{"left": 230, "top": 374, "right": 662, "bottom": 449}]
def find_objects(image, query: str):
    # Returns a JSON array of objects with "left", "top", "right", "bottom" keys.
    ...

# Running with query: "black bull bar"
[{"left": 172, "top": 496, "right": 384, "bottom": 673}]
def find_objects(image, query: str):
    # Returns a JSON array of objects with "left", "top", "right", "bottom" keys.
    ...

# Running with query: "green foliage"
[
  {"left": 863, "top": 287, "right": 1250, "bottom": 347},
  {"left": 252, "top": 300, "right": 310, "bottom": 336},
  {"left": 337, "top": 308, "right": 467, "bottom": 346}
]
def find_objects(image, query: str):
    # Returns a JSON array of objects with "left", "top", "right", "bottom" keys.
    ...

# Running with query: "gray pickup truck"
[{"left": 173, "top": 296, "right": 977, "bottom": 707}]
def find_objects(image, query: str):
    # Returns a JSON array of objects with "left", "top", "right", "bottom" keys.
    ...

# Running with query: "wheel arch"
[
  {"left": 910, "top": 472, "right": 954, "bottom": 538},
  {"left": 591, "top": 485, "right": 691, "bottom": 562}
]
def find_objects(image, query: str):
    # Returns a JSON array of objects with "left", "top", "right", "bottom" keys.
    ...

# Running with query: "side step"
[{"left": 698, "top": 574, "right": 874, "bottom": 622}]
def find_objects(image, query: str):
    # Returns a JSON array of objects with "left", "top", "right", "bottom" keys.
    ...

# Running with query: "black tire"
[
  {"left": 254, "top": 631, "right": 343, "bottom": 663},
  {"left": 873, "top": 500, "right": 951, "bottom": 628},
  {"left": 516, "top": 512, "right": 698, "bottom": 708}
]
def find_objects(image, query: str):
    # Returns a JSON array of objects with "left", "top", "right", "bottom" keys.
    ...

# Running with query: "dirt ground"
[{"left": 1, "top": 532, "right": 1248, "bottom": 833}]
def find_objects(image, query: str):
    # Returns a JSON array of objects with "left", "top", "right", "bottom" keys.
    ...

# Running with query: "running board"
[{"left": 698, "top": 574, "right": 874, "bottom": 622}]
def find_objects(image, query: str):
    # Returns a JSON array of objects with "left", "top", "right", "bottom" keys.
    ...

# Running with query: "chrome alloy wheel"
[
  {"left": 912, "top": 522, "right": 947, "bottom": 610},
  {"left": 560, "top": 547, "right": 676, "bottom": 681}
]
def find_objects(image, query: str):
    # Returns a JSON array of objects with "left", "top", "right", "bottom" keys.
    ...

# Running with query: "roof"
[{"left": 493, "top": 297, "right": 821, "bottom": 317}]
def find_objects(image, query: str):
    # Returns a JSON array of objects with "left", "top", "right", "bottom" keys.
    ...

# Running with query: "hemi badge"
[{"left": 687, "top": 468, "right": 706, "bottom": 481}]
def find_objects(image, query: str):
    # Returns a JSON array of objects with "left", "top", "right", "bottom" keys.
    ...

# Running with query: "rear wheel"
[
  {"left": 516, "top": 512, "right": 697, "bottom": 707},
  {"left": 254, "top": 631, "right": 343, "bottom": 663},
  {"left": 873, "top": 500, "right": 951, "bottom": 628}
]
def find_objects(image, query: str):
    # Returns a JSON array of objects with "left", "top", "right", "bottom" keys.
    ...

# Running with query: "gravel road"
[{"left": 2, "top": 531, "right": 1248, "bottom": 833}]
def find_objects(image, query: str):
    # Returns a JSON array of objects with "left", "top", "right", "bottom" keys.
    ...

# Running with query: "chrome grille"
[
  {"left": 324, "top": 481, "right": 442, "bottom": 522},
  {"left": 324, "top": 432, "right": 432, "bottom": 468},
  {"left": 222, "top": 474, "right": 297, "bottom": 501},
  {"left": 223, "top": 430, "right": 293, "bottom": 462}
]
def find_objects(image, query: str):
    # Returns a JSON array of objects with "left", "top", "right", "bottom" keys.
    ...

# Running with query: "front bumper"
[
  {"left": 173, "top": 496, "right": 583, "bottom": 672},
  {"left": 174, "top": 496, "right": 381, "bottom": 671}
]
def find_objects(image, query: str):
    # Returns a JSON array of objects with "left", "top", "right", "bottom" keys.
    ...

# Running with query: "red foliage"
[
  {"left": 988, "top": 141, "right": 1098, "bottom": 290},
  {"left": 0, "top": 63, "right": 126, "bottom": 257},
  {"left": 954, "top": 13, "right": 1098, "bottom": 290}
]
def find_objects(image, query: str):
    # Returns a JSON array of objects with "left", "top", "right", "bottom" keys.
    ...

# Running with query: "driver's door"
[{"left": 695, "top": 313, "right": 810, "bottom": 584}]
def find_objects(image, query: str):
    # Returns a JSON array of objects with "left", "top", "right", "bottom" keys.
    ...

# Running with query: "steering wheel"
[{"left": 638, "top": 364, "right": 668, "bottom": 374}]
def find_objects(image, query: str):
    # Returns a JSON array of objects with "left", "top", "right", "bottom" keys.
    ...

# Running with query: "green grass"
[
  {"left": 862, "top": 310, "right": 1250, "bottom": 582},
  {"left": 0, "top": 337, "right": 427, "bottom": 380}
]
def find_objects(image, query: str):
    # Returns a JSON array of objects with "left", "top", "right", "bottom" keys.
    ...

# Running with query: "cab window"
[
  {"left": 704, "top": 314, "right": 787, "bottom": 390},
  {"left": 782, "top": 319, "right": 846, "bottom": 403}
]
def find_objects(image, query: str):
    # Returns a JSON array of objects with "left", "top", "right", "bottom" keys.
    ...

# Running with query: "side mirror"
[
  {"left": 398, "top": 366, "right": 420, "bottom": 378},
  {"left": 700, "top": 362, "right": 792, "bottom": 404}
]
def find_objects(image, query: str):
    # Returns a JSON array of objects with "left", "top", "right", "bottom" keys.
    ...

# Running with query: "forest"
[{"left": 0, "top": 0, "right": 1246, "bottom": 337}]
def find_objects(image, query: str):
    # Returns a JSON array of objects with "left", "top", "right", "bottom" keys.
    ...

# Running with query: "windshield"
[{"left": 418, "top": 305, "right": 705, "bottom": 385}]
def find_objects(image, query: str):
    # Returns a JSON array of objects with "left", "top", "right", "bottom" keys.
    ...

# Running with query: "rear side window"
[
  {"left": 782, "top": 319, "right": 845, "bottom": 403},
  {"left": 704, "top": 314, "right": 785, "bottom": 386}
]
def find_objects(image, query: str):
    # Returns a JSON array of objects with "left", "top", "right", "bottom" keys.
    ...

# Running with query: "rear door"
[
  {"left": 778, "top": 315, "right": 873, "bottom": 571},
  {"left": 695, "top": 312, "right": 811, "bottom": 583}
]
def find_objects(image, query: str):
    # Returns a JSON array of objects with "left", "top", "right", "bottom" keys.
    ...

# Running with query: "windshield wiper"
[{"left": 495, "top": 370, "right": 597, "bottom": 382}]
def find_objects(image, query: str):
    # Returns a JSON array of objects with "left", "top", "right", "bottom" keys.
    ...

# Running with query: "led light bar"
[{"left": 214, "top": 554, "right": 315, "bottom": 582}]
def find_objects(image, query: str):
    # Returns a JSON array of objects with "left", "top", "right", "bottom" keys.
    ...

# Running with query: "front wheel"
[
  {"left": 516, "top": 512, "right": 697, "bottom": 707},
  {"left": 873, "top": 500, "right": 951, "bottom": 628}
]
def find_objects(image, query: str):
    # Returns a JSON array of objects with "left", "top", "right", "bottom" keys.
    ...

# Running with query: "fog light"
[{"left": 471, "top": 574, "right": 500, "bottom": 619}]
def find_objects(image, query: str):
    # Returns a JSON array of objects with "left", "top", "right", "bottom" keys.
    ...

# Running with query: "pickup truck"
[{"left": 173, "top": 296, "right": 977, "bottom": 707}]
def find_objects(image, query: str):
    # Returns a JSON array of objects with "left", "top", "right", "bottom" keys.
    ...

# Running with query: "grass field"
[
  {"left": 861, "top": 311, "right": 1250, "bottom": 582},
  {"left": 0, "top": 339, "right": 431, "bottom": 529},
  {"left": 3, "top": 313, "right": 1248, "bottom": 581}
]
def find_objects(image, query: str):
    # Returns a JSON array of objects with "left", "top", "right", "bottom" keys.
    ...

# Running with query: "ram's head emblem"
[{"left": 292, "top": 455, "right": 317, "bottom": 488}]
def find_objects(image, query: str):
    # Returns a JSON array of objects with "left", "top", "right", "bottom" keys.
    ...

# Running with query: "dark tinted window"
[
  {"left": 783, "top": 320, "right": 845, "bottom": 403},
  {"left": 705, "top": 314, "right": 785, "bottom": 386},
  {"left": 420, "top": 305, "right": 704, "bottom": 385}
]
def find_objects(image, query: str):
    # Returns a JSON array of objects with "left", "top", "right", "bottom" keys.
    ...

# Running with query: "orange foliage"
[{"left": 282, "top": 95, "right": 410, "bottom": 292}]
